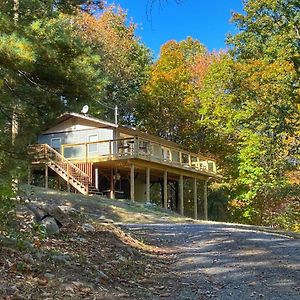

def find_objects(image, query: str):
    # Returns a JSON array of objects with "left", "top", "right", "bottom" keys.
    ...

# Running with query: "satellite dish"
[{"left": 81, "top": 105, "right": 89, "bottom": 114}]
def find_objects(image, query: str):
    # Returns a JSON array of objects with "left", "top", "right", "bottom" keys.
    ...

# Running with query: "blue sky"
[{"left": 106, "top": 0, "right": 244, "bottom": 57}]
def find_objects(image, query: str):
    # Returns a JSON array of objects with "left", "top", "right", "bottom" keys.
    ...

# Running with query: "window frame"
[
  {"left": 88, "top": 134, "right": 98, "bottom": 153},
  {"left": 50, "top": 137, "right": 61, "bottom": 150}
]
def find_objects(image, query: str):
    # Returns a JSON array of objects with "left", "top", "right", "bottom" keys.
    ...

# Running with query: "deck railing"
[{"left": 61, "top": 137, "right": 217, "bottom": 174}]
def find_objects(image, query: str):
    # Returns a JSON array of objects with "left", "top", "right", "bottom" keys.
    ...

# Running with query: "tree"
[
  {"left": 0, "top": 0, "right": 105, "bottom": 231},
  {"left": 199, "top": 0, "right": 300, "bottom": 226},
  {"left": 138, "top": 37, "right": 206, "bottom": 143},
  {"left": 76, "top": 6, "right": 151, "bottom": 123}
]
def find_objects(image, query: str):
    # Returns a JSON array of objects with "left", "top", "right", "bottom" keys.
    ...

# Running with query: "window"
[
  {"left": 51, "top": 138, "right": 61, "bottom": 150},
  {"left": 88, "top": 134, "right": 98, "bottom": 153}
]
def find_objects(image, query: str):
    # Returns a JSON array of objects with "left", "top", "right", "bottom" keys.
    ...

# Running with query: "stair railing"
[{"left": 28, "top": 144, "right": 90, "bottom": 193}]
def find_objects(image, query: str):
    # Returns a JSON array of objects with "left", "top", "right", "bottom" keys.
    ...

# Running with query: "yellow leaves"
[
  {"left": 236, "top": 58, "right": 296, "bottom": 103},
  {"left": 0, "top": 34, "right": 36, "bottom": 70},
  {"left": 76, "top": 6, "right": 135, "bottom": 56}
]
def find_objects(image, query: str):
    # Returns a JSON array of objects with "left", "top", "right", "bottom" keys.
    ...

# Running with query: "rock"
[
  {"left": 76, "top": 237, "right": 87, "bottom": 243},
  {"left": 82, "top": 223, "right": 95, "bottom": 232},
  {"left": 44, "top": 273, "right": 55, "bottom": 280},
  {"left": 72, "top": 281, "right": 85, "bottom": 288},
  {"left": 5, "top": 285, "right": 18, "bottom": 295},
  {"left": 118, "top": 255, "right": 127, "bottom": 263},
  {"left": 46, "top": 205, "right": 70, "bottom": 226},
  {"left": 63, "top": 283, "right": 75, "bottom": 292},
  {"left": 99, "top": 218, "right": 114, "bottom": 224},
  {"left": 41, "top": 217, "right": 60, "bottom": 236},
  {"left": 52, "top": 255, "right": 71, "bottom": 265},
  {"left": 23, "top": 253, "right": 34, "bottom": 264},
  {"left": 159, "top": 293, "right": 171, "bottom": 297},
  {"left": 98, "top": 215, "right": 106, "bottom": 220},
  {"left": 0, "top": 236, "right": 34, "bottom": 252},
  {"left": 26, "top": 203, "right": 48, "bottom": 222},
  {"left": 144, "top": 202, "right": 157, "bottom": 209},
  {"left": 36, "top": 251, "right": 47, "bottom": 260}
]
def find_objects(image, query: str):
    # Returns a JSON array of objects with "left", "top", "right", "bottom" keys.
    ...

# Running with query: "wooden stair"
[
  {"left": 88, "top": 185, "right": 103, "bottom": 196},
  {"left": 28, "top": 144, "right": 90, "bottom": 195}
]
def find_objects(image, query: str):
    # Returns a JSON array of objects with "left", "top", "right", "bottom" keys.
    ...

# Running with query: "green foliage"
[
  {"left": 76, "top": 6, "right": 151, "bottom": 123},
  {"left": 138, "top": 37, "right": 206, "bottom": 143},
  {"left": 0, "top": 0, "right": 106, "bottom": 227},
  {"left": 32, "top": 223, "right": 47, "bottom": 241},
  {"left": 0, "top": 179, "right": 15, "bottom": 233},
  {"left": 201, "top": 0, "right": 300, "bottom": 227},
  {"left": 178, "top": 0, "right": 300, "bottom": 229},
  {"left": 0, "top": 0, "right": 298, "bottom": 233},
  {"left": 208, "top": 183, "right": 231, "bottom": 222}
]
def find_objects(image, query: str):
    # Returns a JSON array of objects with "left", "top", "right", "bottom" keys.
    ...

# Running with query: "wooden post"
[
  {"left": 45, "top": 164, "right": 48, "bottom": 189},
  {"left": 146, "top": 167, "right": 150, "bottom": 202},
  {"left": 67, "top": 163, "right": 70, "bottom": 192},
  {"left": 197, "top": 157, "right": 200, "bottom": 170},
  {"left": 169, "top": 149, "right": 173, "bottom": 162},
  {"left": 95, "top": 167, "right": 99, "bottom": 190},
  {"left": 130, "top": 164, "right": 135, "bottom": 201},
  {"left": 179, "top": 175, "right": 184, "bottom": 215},
  {"left": 204, "top": 179, "right": 208, "bottom": 220},
  {"left": 134, "top": 137, "right": 139, "bottom": 155},
  {"left": 163, "top": 170, "right": 168, "bottom": 209},
  {"left": 85, "top": 143, "right": 88, "bottom": 163},
  {"left": 160, "top": 145, "right": 163, "bottom": 162},
  {"left": 109, "top": 141, "right": 112, "bottom": 159},
  {"left": 110, "top": 168, "right": 115, "bottom": 199},
  {"left": 193, "top": 177, "right": 198, "bottom": 219}
]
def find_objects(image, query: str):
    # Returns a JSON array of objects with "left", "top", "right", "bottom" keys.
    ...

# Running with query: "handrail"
[
  {"left": 62, "top": 137, "right": 134, "bottom": 148},
  {"left": 61, "top": 137, "right": 217, "bottom": 175},
  {"left": 28, "top": 144, "right": 90, "bottom": 190}
]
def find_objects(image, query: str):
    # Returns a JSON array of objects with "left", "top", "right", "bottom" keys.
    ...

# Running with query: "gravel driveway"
[{"left": 124, "top": 223, "right": 300, "bottom": 300}]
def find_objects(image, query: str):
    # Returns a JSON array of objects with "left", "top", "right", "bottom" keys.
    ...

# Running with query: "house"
[{"left": 28, "top": 112, "right": 217, "bottom": 219}]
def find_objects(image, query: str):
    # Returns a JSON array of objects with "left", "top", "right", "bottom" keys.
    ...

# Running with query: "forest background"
[{"left": 0, "top": 0, "right": 299, "bottom": 232}]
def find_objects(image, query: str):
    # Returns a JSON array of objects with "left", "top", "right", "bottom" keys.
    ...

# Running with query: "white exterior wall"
[{"left": 38, "top": 117, "right": 115, "bottom": 159}]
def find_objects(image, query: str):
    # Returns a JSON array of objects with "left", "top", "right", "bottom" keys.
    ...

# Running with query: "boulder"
[
  {"left": 41, "top": 217, "right": 60, "bottom": 236},
  {"left": 26, "top": 203, "right": 48, "bottom": 222},
  {"left": 45, "top": 205, "right": 71, "bottom": 226},
  {"left": 82, "top": 223, "right": 95, "bottom": 232}
]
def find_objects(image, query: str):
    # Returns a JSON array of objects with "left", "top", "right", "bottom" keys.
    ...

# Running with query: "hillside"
[{"left": 0, "top": 185, "right": 191, "bottom": 299}]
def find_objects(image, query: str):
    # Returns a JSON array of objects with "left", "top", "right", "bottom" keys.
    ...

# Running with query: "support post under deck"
[
  {"left": 110, "top": 168, "right": 115, "bottom": 199},
  {"left": 130, "top": 164, "right": 135, "bottom": 201},
  {"left": 146, "top": 167, "right": 150, "bottom": 202},
  {"left": 204, "top": 179, "right": 208, "bottom": 220},
  {"left": 163, "top": 170, "right": 168, "bottom": 209},
  {"left": 193, "top": 177, "right": 198, "bottom": 220},
  {"left": 45, "top": 164, "right": 48, "bottom": 189},
  {"left": 179, "top": 175, "right": 184, "bottom": 215},
  {"left": 95, "top": 167, "right": 99, "bottom": 190}
]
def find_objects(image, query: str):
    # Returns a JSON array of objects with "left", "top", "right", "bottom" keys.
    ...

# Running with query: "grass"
[{"left": 19, "top": 184, "right": 195, "bottom": 224}]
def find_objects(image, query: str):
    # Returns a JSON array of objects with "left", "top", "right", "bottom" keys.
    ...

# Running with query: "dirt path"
[{"left": 124, "top": 223, "right": 300, "bottom": 300}]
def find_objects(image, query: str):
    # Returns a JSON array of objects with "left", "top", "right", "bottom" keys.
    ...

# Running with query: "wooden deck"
[{"left": 61, "top": 137, "right": 217, "bottom": 176}]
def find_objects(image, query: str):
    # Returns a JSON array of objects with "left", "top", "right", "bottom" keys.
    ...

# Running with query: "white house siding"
[
  {"left": 42, "top": 117, "right": 113, "bottom": 134},
  {"left": 38, "top": 118, "right": 115, "bottom": 159}
]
